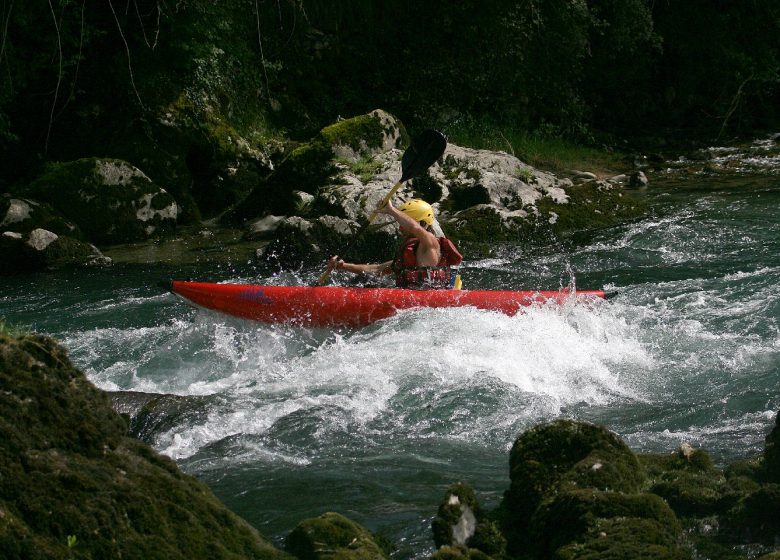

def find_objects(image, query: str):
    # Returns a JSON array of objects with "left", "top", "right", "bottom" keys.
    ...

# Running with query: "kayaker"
[{"left": 328, "top": 198, "right": 463, "bottom": 289}]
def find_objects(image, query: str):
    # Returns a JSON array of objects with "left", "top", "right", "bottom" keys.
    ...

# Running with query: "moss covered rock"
[
  {"left": 431, "top": 482, "right": 506, "bottom": 559},
  {"left": 284, "top": 512, "right": 387, "bottom": 560},
  {"left": 506, "top": 420, "right": 645, "bottom": 528},
  {"left": 0, "top": 228, "right": 110, "bottom": 274},
  {"left": 430, "top": 544, "right": 493, "bottom": 560},
  {"left": 1, "top": 195, "right": 82, "bottom": 238},
  {"left": 722, "top": 484, "right": 780, "bottom": 545},
  {"left": 22, "top": 159, "right": 178, "bottom": 245},
  {"left": 226, "top": 110, "right": 407, "bottom": 223},
  {"left": 639, "top": 446, "right": 740, "bottom": 518},
  {"left": 0, "top": 332, "right": 289, "bottom": 560},
  {"left": 529, "top": 489, "right": 687, "bottom": 559}
]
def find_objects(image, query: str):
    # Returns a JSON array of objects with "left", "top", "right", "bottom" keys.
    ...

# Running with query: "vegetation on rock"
[{"left": 0, "top": 332, "right": 290, "bottom": 559}]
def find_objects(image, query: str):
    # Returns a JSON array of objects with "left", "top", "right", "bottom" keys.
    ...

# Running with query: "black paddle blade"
[{"left": 400, "top": 129, "right": 447, "bottom": 183}]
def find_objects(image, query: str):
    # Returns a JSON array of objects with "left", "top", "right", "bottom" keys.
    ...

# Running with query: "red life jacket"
[{"left": 392, "top": 237, "right": 463, "bottom": 289}]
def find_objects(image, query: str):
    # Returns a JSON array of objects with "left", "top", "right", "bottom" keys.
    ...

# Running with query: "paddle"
[{"left": 317, "top": 129, "right": 447, "bottom": 286}]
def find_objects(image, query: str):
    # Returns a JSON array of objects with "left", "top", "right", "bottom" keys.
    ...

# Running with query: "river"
[{"left": 1, "top": 140, "right": 778, "bottom": 558}]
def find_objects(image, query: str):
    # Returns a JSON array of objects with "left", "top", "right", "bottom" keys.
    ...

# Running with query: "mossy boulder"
[
  {"left": 284, "top": 512, "right": 387, "bottom": 560},
  {"left": 430, "top": 544, "right": 493, "bottom": 560},
  {"left": 1, "top": 195, "right": 82, "bottom": 238},
  {"left": 226, "top": 110, "right": 408, "bottom": 223},
  {"left": 0, "top": 332, "right": 289, "bottom": 560},
  {"left": 529, "top": 489, "right": 686, "bottom": 559},
  {"left": 0, "top": 228, "right": 110, "bottom": 274},
  {"left": 722, "top": 484, "right": 780, "bottom": 545},
  {"left": 22, "top": 158, "right": 178, "bottom": 245},
  {"left": 431, "top": 484, "right": 481, "bottom": 545},
  {"left": 428, "top": 146, "right": 646, "bottom": 244},
  {"left": 639, "top": 445, "right": 741, "bottom": 517},
  {"left": 506, "top": 420, "right": 645, "bottom": 530}
]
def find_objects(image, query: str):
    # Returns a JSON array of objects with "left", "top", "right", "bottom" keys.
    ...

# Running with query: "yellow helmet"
[{"left": 398, "top": 199, "right": 435, "bottom": 225}]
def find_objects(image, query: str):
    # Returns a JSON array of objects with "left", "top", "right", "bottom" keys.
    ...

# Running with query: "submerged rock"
[{"left": 0, "top": 332, "right": 289, "bottom": 559}]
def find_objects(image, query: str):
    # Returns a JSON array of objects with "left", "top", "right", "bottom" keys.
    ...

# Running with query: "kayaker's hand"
[
  {"left": 328, "top": 255, "right": 344, "bottom": 270},
  {"left": 376, "top": 200, "right": 394, "bottom": 215}
]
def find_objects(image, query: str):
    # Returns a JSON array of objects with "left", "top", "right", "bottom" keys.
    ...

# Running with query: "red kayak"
[{"left": 168, "top": 281, "right": 612, "bottom": 328}]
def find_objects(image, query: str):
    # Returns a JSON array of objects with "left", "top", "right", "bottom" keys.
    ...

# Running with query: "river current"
[{"left": 1, "top": 145, "right": 778, "bottom": 557}]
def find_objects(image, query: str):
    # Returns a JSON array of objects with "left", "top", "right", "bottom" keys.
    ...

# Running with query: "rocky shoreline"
[
  {"left": 2, "top": 327, "right": 779, "bottom": 559},
  {"left": 1, "top": 110, "right": 649, "bottom": 275}
]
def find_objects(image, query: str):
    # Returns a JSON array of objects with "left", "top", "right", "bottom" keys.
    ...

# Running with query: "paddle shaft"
[{"left": 317, "top": 179, "right": 402, "bottom": 286}]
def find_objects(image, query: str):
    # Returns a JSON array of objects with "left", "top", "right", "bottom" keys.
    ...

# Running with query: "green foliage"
[
  {"left": 2, "top": 0, "right": 779, "bottom": 213},
  {"left": 0, "top": 319, "right": 27, "bottom": 338},
  {"left": 336, "top": 156, "right": 384, "bottom": 184}
]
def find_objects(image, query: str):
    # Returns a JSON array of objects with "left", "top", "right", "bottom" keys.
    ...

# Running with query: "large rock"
[
  {"left": 640, "top": 444, "right": 749, "bottom": 518},
  {"left": 0, "top": 195, "right": 82, "bottom": 238},
  {"left": 506, "top": 420, "right": 645, "bottom": 527},
  {"left": 0, "top": 228, "right": 110, "bottom": 274},
  {"left": 22, "top": 158, "right": 178, "bottom": 245},
  {"left": 227, "top": 111, "right": 645, "bottom": 267},
  {"left": 529, "top": 489, "right": 687, "bottom": 560},
  {"left": 0, "top": 331, "right": 289, "bottom": 560},
  {"left": 227, "top": 109, "right": 408, "bottom": 223}
]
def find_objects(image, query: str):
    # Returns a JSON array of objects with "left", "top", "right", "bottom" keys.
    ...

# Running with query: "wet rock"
[
  {"left": 0, "top": 332, "right": 288, "bottom": 559},
  {"left": 245, "top": 214, "right": 286, "bottom": 240},
  {"left": 284, "top": 512, "right": 388, "bottom": 560},
  {"left": 110, "top": 391, "right": 211, "bottom": 445},
  {"left": 506, "top": 420, "right": 644, "bottom": 526},
  {"left": 571, "top": 170, "right": 597, "bottom": 183},
  {"left": 21, "top": 158, "right": 178, "bottom": 245},
  {"left": 628, "top": 170, "right": 649, "bottom": 188},
  {"left": 432, "top": 482, "right": 505, "bottom": 558},
  {"left": 0, "top": 227, "right": 111, "bottom": 274}
]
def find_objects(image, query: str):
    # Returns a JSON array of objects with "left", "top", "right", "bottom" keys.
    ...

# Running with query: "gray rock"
[
  {"left": 26, "top": 228, "right": 59, "bottom": 251},
  {"left": 22, "top": 158, "right": 178, "bottom": 245},
  {"left": 0, "top": 227, "right": 111, "bottom": 274},
  {"left": 245, "top": 215, "right": 285, "bottom": 240},
  {"left": 628, "top": 170, "right": 649, "bottom": 188}
]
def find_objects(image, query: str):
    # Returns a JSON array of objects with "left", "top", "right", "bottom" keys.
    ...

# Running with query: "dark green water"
[{"left": 1, "top": 169, "right": 778, "bottom": 557}]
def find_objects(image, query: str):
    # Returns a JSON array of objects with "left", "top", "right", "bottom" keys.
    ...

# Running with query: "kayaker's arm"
[
  {"left": 328, "top": 256, "right": 393, "bottom": 277},
  {"left": 378, "top": 201, "right": 441, "bottom": 267}
]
